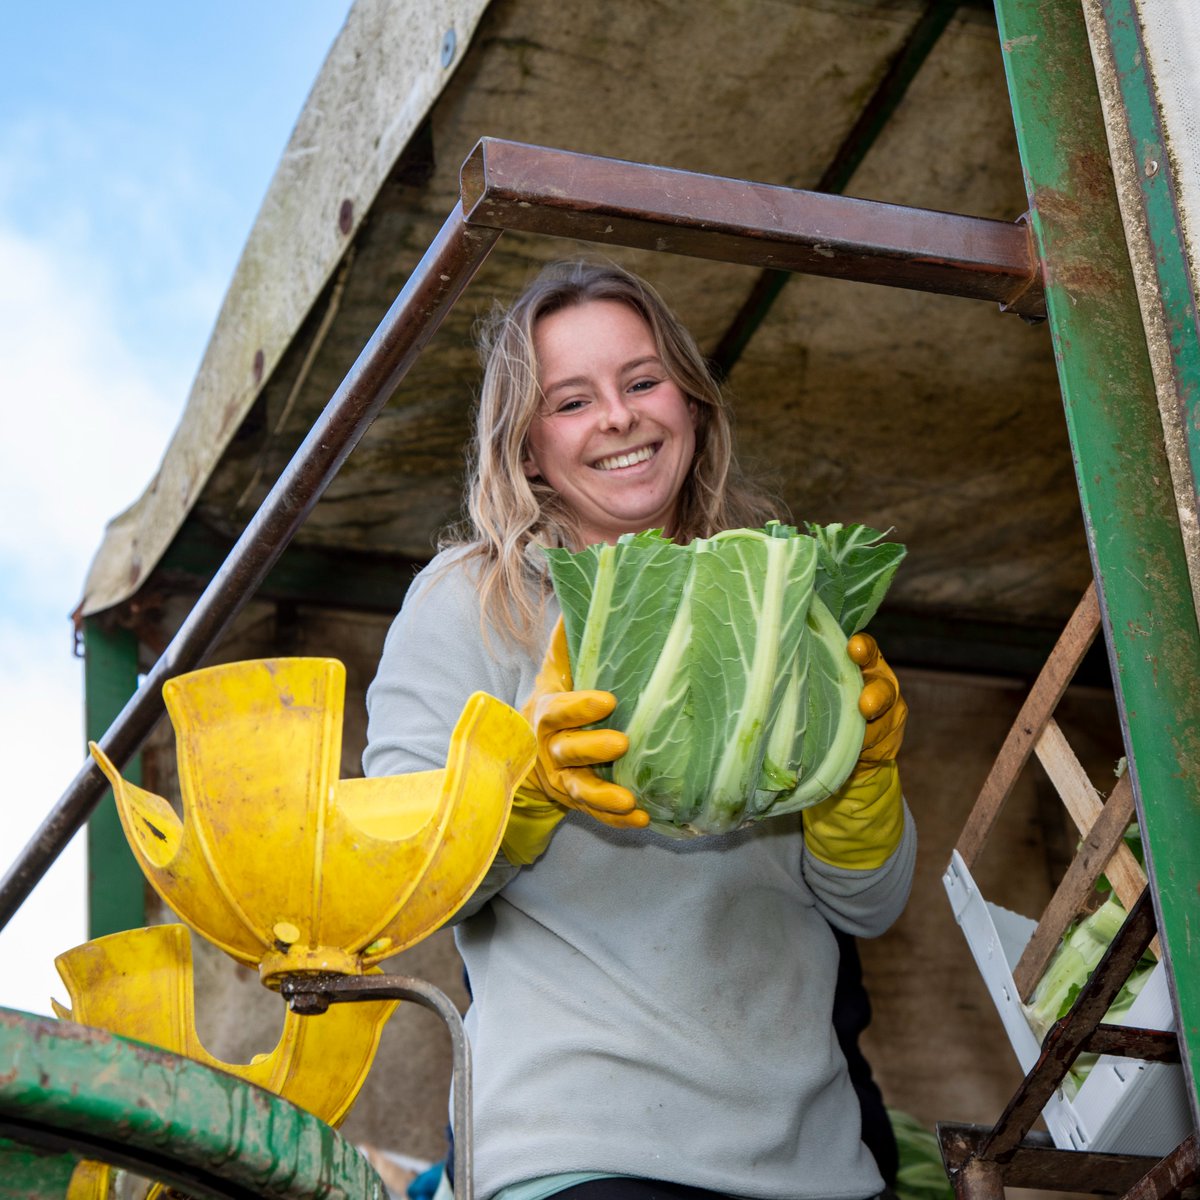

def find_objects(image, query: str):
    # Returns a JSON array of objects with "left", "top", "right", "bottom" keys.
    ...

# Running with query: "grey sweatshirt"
[{"left": 364, "top": 548, "right": 916, "bottom": 1200}]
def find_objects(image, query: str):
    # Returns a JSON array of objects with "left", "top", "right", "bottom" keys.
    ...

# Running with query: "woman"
[{"left": 364, "top": 261, "right": 914, "bottom": 1200}]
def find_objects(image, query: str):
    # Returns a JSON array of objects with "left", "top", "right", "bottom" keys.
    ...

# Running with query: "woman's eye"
[
  {"left": 628, "top": 378, "right": 660, "bottom": 393},
  {"left": 555, "top": 398, "right": 588, "bottom": 413}
]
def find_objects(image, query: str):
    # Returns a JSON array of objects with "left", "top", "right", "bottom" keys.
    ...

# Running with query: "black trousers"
[{"left": 551, "top": 1182, "right": 899, "bottom": 1200}]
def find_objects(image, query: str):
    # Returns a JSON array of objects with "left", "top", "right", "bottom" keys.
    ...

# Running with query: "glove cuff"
[
  {"left": 500, "top": 785, "right": 566, "bottom": 866},
  {"left": 802, "top": 761, "right": 904, "bottom": 870}
]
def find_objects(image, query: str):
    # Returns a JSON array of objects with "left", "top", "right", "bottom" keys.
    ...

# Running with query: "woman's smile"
[
  {"left": 524, "top": 300, "right": 698, "bottom": 546},
  {"left": 591, "top": 443, "right": 660, "bottom": 472}
]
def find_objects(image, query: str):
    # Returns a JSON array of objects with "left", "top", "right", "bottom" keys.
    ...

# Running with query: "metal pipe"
[
  {"left": 460, "top": 138, "right": 1045, "bottom": 319},
  {"left": 280, "top": 973, "right": 474, "bottom": 1199},
  {"left": 0, "top": 204, "right": 502, "bottom": 931}
]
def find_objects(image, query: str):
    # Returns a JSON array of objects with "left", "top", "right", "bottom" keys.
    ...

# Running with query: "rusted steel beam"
[
  {"left": 1083, "top": 1024, "right": 1181, "bottom": 1064},
  {"left": 938, "top": 1122, "right": 1159, "bottom": 1195},
  {"left": 1121, "top": 1133, "right": 1199, "bottom": 1200},
  {"left": 459, "top": 138, "right": 1046, "bottom": 320},
  {"left": 979, "top": 889, "right": 1158, "bottom": 1161},
  {"left": 0, "top": 205, "right": 502, "bottom": 932}
]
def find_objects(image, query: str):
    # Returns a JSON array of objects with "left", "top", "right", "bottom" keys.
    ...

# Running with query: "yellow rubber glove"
[
  {"left": 803, "top": 633, "right": 908, "bottom": 870},
  {"left": 502, "top": 618, "right": 650, "bottom": 865}
]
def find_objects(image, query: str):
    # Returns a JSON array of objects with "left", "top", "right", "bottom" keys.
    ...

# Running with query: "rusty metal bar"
[
  {"left": 1120, "top": 1133, "right": 1199, "bottom": 1200},
  {"left": 979, "top": 889, "right": 1158, "bottom": 1162},
  {"left": 281, "top": 973, "right": 472, "bottom": 1198},
  {"left": 460, "top": 138, "right": 1045, "bottom": 320},
  {"left": 0, "top": 204, "right": 502, "bottom": 932},
  {"left": 1084, "top": 1024, "right": 1181, "bottom": 1064},
  {"left": 938, "top": 1122, "right": 1159, "bottom": 1195}
]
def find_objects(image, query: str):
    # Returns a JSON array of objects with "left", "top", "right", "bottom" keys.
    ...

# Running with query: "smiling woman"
[
  {"left": 523, "top": 300, "right": 699, "bottom": 547},
  {"left": 363, "top": 260, "right": 916, "bottom": 1200}
]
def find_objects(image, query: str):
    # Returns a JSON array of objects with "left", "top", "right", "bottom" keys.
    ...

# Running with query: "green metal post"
[
  {"left": 83, "top": 619, "right": 145, "bottom": 937},
  {"left": 991, "top": 0, "right": 1200, "bottom": 1124},
  {"left": 0, "top": 1008, "right": 385, "bottom": 1199}
]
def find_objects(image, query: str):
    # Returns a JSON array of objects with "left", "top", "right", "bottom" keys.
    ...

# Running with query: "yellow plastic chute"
[
  {"left": 55, "top": 923, "right": 398, "bottom": 1199},
  {"left": 90, "top": 658, "right": 535, "bottom": 984}
]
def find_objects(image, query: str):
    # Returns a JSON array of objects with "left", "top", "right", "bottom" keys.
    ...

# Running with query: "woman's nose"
[{"left": 597, "top": 392, "right": 637, "bottom": 432}]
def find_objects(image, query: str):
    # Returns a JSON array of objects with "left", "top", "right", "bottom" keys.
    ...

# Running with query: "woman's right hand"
[
  {"left": 503, "top": 619, "right": 648, "bottom": 865},
  {"left": 521, "top": 618, "right": 648, "bottom": 825}
]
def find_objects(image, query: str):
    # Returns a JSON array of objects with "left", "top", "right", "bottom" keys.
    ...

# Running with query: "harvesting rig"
[{"left": 3, "top": 1, "right": 1200, "bottom": 1197}]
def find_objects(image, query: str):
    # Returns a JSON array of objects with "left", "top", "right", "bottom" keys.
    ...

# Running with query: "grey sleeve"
[
  {"left": 800, "top": 801, "right": 917, "bottom": 938},
  {"left": 363, "top": 557, "right": 526, "bottom": 907},
  {"left": 364, "top": 558, "right": 525, "bottom": 777}
]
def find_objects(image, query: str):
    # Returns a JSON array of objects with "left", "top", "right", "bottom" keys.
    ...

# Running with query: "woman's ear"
[
  {"left": 688, "top": 398, "right": 700, "bottom": 429},
  {"left": 522, "top": 447, "right": 541, "bottom": 479}
]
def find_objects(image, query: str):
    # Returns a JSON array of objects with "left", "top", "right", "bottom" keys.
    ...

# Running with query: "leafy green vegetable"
[
  {"left": 889, "top": 1109, "right": 953, "bottom": 1200},
  {"left": 1022, "top": 892, "right": 1156, "bottom": 1098},
  {"left": 544, "top": 522, "right": 905, "bottom": 837}
]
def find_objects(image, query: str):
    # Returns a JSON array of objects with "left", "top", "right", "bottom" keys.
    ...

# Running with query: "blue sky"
[{"left": 0, "top": 3, "right": 354, "bottom": 1015}]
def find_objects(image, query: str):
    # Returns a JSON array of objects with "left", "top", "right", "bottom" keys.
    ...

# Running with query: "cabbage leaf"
[{"left": 544, "top": 522, "right": 905, "bottom": 837}]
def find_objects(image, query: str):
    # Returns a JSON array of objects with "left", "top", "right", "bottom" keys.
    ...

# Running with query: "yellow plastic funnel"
[{"left": 90, "top": 658, "right": 534, "bottom": 983}]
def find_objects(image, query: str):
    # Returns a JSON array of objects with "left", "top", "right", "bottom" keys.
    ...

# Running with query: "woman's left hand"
[
  {"left": 848, "top": 632, "right": 907, "bottom": 766},
  {"left": 801, "top": 634, "right": 908, "bottom": 870}
]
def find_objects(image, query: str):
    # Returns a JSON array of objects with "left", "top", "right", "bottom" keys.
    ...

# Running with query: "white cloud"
[
  {"left": 0, "top": 621, "right": 87, "bottom": 1016},
  {"left": 0, "top": 220, "right": 181, "bottom": 1015},
  {"left": 0, "top": 223, "right": 182, "bottom": 603}
]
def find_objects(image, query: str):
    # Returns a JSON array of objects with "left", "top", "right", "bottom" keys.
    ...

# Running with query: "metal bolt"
[
  {"left": 253, "top": 348, "right": 265, "bottom": 384},
  {"left": 1145, "top": 158, "right": 1159, "bottom": 178},
  {"left": 338, "top": 197, "right": 354, "bottom": 236},
  {"left": 441, "top": 28, "right": 457, "bottom": 68}
]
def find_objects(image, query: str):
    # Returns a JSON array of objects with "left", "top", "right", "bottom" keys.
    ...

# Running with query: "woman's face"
[{"left": 524, "top": 299, "right": 698, "bottom": 547}]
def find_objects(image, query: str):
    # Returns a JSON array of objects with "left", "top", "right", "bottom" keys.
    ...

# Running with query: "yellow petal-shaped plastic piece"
[
  {"left": 53, "top": 924, "right": 397, "bottom": 1126},
  {"left": 65, "top": 1160, "right": 110, "bottom": 1200},
  {"left": 89, "top": 658, "right": 535, "bottom": 981}
]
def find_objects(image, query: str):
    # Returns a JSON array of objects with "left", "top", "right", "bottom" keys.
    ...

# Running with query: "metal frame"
[
  {"left": 990, "top": 0, "right": 1200, "bottom": 1140},
  {"left": 5, "top": 104, "right": 1194, "bottom": 1195},
  {"left": 82, "top": 618, "right": 145, "bottom": 937},
  {"left": 0, "top": 1007, "right": 387, "bottom": 1199},
  {"left": 280, "top": 973, "right": 475, "bottom": 1200},
  {"left": 938, "top": 891, "right": 1196, "bottom": 1200},
  {"left": 0, "top": 138, "right": 1045, "bottom": 929}
]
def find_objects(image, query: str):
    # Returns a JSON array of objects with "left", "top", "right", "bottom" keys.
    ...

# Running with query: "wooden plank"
[
  {"left": 956, "top": 583, "right": 1100, "bottom": 867},
  {"left": 1035, "top": 722, "right": 1149, "bottom": 914},
  {"left": 1013, "top": 772, "right": 1137, "bottom": 1001}
]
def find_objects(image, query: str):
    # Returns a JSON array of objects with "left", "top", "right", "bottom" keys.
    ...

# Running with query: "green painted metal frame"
[
  {"left": 82, "top": 618, "right": 145, "bottom": 938},
  {"left": 0, "top": 1007, "right": 385, "bottom": 1199},
  {"left": 1083, "top": 0, "right": 1200, "bottom": 600},
  {"left": 991, "top": 0, "right": 1200, "bottom": 1126},
  {"left": 0, "top": 1134, "right": 76, "bottom": 1198}
]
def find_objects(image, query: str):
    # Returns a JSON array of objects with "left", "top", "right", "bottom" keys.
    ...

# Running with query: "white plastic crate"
[{"left": 943, "top": 849, "right": 1193, "bottom": 1156}]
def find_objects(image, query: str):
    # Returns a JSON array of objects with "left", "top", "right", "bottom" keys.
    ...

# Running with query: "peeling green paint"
[
  {"left": 994, "top": 0, "right": 1200, "bottom": 1127},
  {"left": 0, "top": 1009, "right": 385, "bottom": 1198}
]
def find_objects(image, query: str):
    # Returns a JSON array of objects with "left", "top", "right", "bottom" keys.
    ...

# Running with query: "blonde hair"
[{"left": 444, "top": 261, "right": 778, "bottom": 646}]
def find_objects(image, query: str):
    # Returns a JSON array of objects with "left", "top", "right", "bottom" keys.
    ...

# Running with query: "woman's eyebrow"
[
  {"left": 544, "top": 356, "right": 663, "bottom": 397},
  {"left": 544, "top": 374, "right": 590, "bottom": 397}
]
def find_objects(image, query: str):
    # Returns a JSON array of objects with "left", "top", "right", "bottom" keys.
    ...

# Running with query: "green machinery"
[{"left": 2, "top": 0, "right": 1199, "bottom": 1195}]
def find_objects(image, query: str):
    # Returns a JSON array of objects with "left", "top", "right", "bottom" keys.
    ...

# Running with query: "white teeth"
[{"left": 594, "top": 445, "right": 655, "bottom": 471}]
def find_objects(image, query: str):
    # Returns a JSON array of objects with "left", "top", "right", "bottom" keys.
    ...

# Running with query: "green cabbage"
[{"left": 544, "top": 522, "right": 905, "bottom": 837}]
